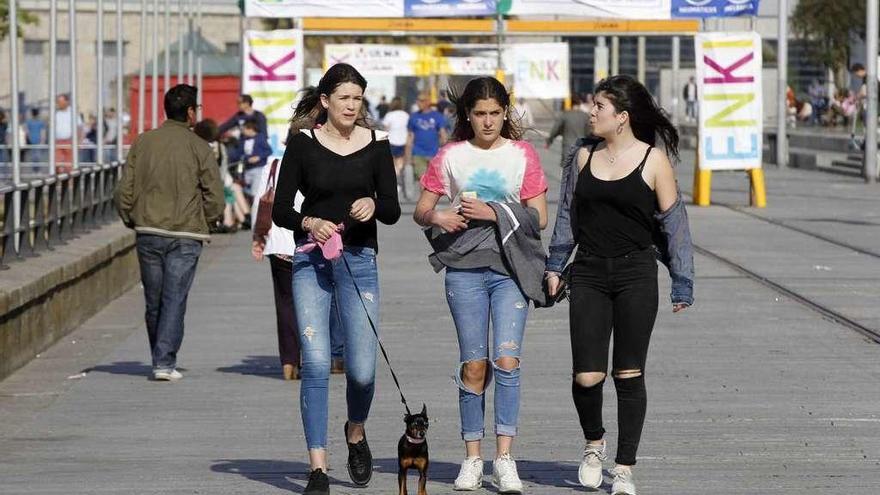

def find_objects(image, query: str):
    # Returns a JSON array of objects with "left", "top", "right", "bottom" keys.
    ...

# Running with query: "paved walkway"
[{"left": 1, "top": 143, "right": 879, "bottom": 494}]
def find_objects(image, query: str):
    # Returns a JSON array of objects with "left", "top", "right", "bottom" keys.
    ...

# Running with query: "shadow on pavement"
[
  {"left": 211, "top": 459, "right": 369, "bottom": 493},
  {"left": 87, "top": 361, "right": 152, "bottom": 377},
  {"left": 216, "top": 355, "right": 285, "bottom": 380}
]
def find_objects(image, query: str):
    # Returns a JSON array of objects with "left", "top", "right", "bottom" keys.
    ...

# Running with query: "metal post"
[
  {"left": 116, "top": 0, "right": 124, "bottom": 162},
  {"left": 9, "top": 0, "right": 21, "bottom": 248},
  {"left": 495, "top": 11, "right": 505, "bottom": 83},
  {"left": 138, "top": 0, "right": 146, "bottom": 135},
  {"left": 672, "top": 36, "right": 680, "bottom": 127},
  {"left": 611, "top": 36, "right": 619, "bottom": 76},
  {"left": 178, "top": 0, "right": 185, "bottom": 84},
  {"left": 196, "top": 0, "right": 203, "bottom": 119},
  {"left": 776, "top": 0, "right": 788, "bottom": 168},
  {"left": 865, "top": 0, "right": 878, "bottom": 182},
  {"left": 116, "top": 0, "right": 125, "bottom": 163},
  {"left": 164, "top": 0, "right": 170, "bottom": 95},
  {"left": 69, "top": 0, "right": 79, "bottom": 170},
  {"left": 97, "top": 0, "right": 105, "bottom": 164},
  {"left": 187, "top": 0, "right": 194, "bottom": 85},
  {"left": 637, "top": 36, "right": 646, "bottom": 83},
  {"left": 151, "top": 0, "right": 159, "bottom": 128},
  {"left": 49, "top": 0, "right": 57, "bottom": 174}
]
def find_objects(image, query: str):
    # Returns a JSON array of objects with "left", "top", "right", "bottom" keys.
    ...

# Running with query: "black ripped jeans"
[{"left": 568, "top": 247, "right": 658, "bottom": 466}]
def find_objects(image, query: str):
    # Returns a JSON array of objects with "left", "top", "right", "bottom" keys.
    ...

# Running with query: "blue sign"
[
  {"left": 404, "top": 0, "right": 497, "bottom": 18},
  {"left": 671, "top": 0, "right": 759, "bottom": 18}
]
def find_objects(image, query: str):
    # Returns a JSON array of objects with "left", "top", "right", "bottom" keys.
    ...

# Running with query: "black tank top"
[{"left": 575, "top": 144, "right": 656, "bottom": 257}]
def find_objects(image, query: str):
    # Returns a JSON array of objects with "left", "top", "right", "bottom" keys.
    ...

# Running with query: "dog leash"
[{"left": 341, "top": 254, "right": 413, "bottom": 417}]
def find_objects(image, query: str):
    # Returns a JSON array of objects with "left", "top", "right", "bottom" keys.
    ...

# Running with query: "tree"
[
  {"left": 0, "top": 0, "right": 39, "bottom": 41},
  {"left": 791, "top": 0, "right": 865, "bottom": 85}
]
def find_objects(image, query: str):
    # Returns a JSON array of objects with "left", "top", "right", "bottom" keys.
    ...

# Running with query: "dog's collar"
[{"left": 406, "top": 434, "right": 426, "bottom": 444}]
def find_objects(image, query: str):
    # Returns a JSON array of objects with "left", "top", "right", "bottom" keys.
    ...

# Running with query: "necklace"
[
  {"left": 605, "top": 140, "right": 638, "bottom": 164},
  {"left": 322, "top": 125, "right": 352, "bottom": 141}
]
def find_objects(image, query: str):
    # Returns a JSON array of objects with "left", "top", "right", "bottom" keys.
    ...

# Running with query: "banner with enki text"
[
  {"left": 695, "top": 32, "right": 762, "bottom": 171},
  {"left": 242, "top": 29, "right": 304, "bottom": 155}
]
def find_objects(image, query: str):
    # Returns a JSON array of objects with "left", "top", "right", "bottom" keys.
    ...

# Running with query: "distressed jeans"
[
  {"left": 135, "top": 234, "right": 202, "bottom": 371},
  {"left": 445, "top": 268, "right": 529, "bottom": 441},
  {"left": 292, "top": 246, "right": 379, "bottom": 450}
]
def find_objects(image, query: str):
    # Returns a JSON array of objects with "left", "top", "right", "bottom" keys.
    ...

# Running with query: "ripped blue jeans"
[
  {"left": 445, "top": 267, "right": 529, "bottom": 441},
  {"left": 292, "top": 246, "right": 379, "bottom": 450}
]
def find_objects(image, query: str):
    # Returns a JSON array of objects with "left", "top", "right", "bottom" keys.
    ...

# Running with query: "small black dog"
[{"left": 398, "top": 404, "right": 430, "bottom": 495}]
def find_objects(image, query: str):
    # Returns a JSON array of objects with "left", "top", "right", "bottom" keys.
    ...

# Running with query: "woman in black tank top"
[{"left": 545, "top": 75, "right": 690, "bottom": 495}]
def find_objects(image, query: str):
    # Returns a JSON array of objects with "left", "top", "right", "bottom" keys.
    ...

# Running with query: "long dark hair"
[
  {"left": 449, "top": 77, "right": 523, "bottom": 142},
  {"left": 290, "top": 63, "right": 370, "bottom": 129},
  {"left": 593, "top": 75, "right": 679, "bottom": 161}
]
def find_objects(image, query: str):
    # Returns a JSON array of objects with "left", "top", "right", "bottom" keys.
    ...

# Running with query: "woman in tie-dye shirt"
[{"left": 413, "top": 76, "right": 548, "bottom": 494}]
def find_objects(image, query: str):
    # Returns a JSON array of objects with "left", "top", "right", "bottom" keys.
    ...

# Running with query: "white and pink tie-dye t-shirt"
[{"left": 420, "top": 139, "right": 548, "bottom": 205}]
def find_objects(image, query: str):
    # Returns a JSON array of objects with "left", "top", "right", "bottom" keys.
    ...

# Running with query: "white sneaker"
[
  {"left": 153, "top": 369, "right": 183, "bottom": 381},
  {"left": 610, "top": 466, "right": 636, "bottom": 495},
  {"left": 453, "top": 456, "right": 483, "bottom": 491},
  {"left": 578, "top": 441, "right": 606, "bottom": 489},
  {"left": 491, "top": 453, "right": 523, "bottom": 494}
]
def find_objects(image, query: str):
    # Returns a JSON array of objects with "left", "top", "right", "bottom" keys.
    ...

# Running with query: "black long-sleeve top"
[{"left": 271, "top": 129, "right": 401, "bottom": 252}]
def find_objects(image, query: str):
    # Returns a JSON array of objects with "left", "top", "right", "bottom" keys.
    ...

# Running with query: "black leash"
[{"left": 341, "top": 254, "right": 412, "bottom": 416}]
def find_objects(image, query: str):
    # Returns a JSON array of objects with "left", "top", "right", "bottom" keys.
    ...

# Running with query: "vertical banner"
[
  {"left": 695, "top": 32, "right": 762, "bottom": 170},
  {"left": 507, "top": 43, "right": 570, "bottom": 99},
  {"left": 243, "top": 29, "right": 304, "bottom": 155}
]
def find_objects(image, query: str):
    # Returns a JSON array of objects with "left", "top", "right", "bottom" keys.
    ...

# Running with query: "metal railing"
[{"left": 0, "top": 162, "right": 123, "bottom": 270}]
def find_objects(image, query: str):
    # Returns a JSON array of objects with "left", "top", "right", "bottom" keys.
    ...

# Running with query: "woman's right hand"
[
  {"left": 308, "top": 218, "right": 339, "bottom": 243},
  {"left": 251, "top": 240, "right": 265, "bottom": 261},
  {"left": 430, "top": 208, "right": 469, "bottom": 233}
]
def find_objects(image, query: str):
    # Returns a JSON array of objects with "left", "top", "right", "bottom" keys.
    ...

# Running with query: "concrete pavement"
[{"left": 1, "top": 143, "right": 879, "bottom": 494}]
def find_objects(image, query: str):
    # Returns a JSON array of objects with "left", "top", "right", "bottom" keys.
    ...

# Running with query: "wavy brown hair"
[{"left": 448, "top": 77, "right": 523, "bottom": 142}]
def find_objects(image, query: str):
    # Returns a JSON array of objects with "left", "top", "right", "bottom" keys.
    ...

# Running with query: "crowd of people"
[{"left": 113, "top": 62, "right": 694, "bottom": 495}]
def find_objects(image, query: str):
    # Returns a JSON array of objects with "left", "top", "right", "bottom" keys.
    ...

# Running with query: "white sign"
[
  {"left": 505, "top": 0, "right": 671, "bottom": 19},
  {"left": 695, "top": 32, "right": 763, "bottom": 170},
  {"left": 507, "top": 43, "right": 570, "bottom": 99},
  {"left": 245, "top": 0, "right": 404, "bottom": 18},
  {"left": 243, "top": 29, "right": 305, "bottom": 155},
  {"left": 325, "top": 44, "right": 420, "bottom": 76}
]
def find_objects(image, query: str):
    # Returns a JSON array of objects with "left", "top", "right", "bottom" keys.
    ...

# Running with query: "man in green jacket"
[{"left": 114, "top": 84, "right": 224, "bottom": 381}]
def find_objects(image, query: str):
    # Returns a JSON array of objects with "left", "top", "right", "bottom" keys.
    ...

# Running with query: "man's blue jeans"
[
  {"left": 135, "top": 234, "right": 202, "bottom": 371},
  {"left": 292, "top": 246, "right": 379, "bottom": 450},
  {"left": 445, "top": 268, "right": 529, "bottom": 441}
]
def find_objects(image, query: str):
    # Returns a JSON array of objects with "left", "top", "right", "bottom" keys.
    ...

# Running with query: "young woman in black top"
[
  {"left": 546, "top": 75, "right": 690, "bottom": 495},
  {"left": 271, "top": 63, "right": 400, "bottom": 495}
]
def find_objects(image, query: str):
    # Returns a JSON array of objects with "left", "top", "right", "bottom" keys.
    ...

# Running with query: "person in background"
[
  {"left": 219, "top": 94, "right": 268, "bottom": 138},
  {"left": 381, "top": 96, "right": 410, "bottom": 196},
  {"left": 229, "top": 119, "right": 273, "bottom": 200},
  {"left": 194, "top": 119, "right": 245, "bottom": 233},
  {"left": 54, "top": 94, "right": 82, "bottom": 173},
  {"left": 683, "top": 76, "right": 697, "bottom": 122},
  {"left": 376, "top": 96, "right": 390, "bottom": 120},
  {"left": 0, "top": 110, "right": 8, "bottom": 164},
  {"left": 114, "top": 84, "right": 225, "bottom": 382},
  {"left": 24, "top": 108, "right": 47, "bottom": 167},
  {"left": 405, "top": 92, "right": 449, "bottom": 197},
  {"left": 546, "top": 94, "right": 590, "bottom": 167},
  {"left": 103, "top": 108, "right": 119, "bottom": 164}
]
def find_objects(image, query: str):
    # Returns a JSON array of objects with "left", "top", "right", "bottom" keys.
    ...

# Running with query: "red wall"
[{"left": 128, "top": 75, "right": 241, "bottom": 139}]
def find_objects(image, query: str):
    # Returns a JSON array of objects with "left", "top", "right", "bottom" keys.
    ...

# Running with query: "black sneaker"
[
  {"left": 303, "top": 468, "right": 329, "bottom": 495},
  {"left": 344, "top": 421, "right": 373, "bottom": 486}
]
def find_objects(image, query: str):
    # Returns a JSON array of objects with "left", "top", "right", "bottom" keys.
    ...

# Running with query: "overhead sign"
[
  {"left": 405, "top": 0, "right": 496, "bottom": 17},
  {"left": 695, "top": 32, "right": 762, "bottom": 171},
  {"left": 245, "top": 0, "right": 404, "bottom": 18},
  {"left": 243, "top": 29, "right": 305, "bottom": 154},
  {"left": 503, "top": 0, "right": 672, "bottom": 19},
  {"left": 672, "top": 0, "right": 759, "bottom": 18},
  {"left": 324, "top": 44, "right": 497, "bottom": 76}
]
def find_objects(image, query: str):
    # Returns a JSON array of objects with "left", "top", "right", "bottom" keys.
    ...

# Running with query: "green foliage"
[
  {"left": 791, "top": 0, "right": 865, "bottom": 73},
  {"left": 0, "top": 0, "right": 39, "bottom": 41}
]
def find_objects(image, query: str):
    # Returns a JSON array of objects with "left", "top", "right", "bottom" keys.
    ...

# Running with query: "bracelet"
[{"left": 301, "top": 217, "right": 312, "bottom": 232}]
